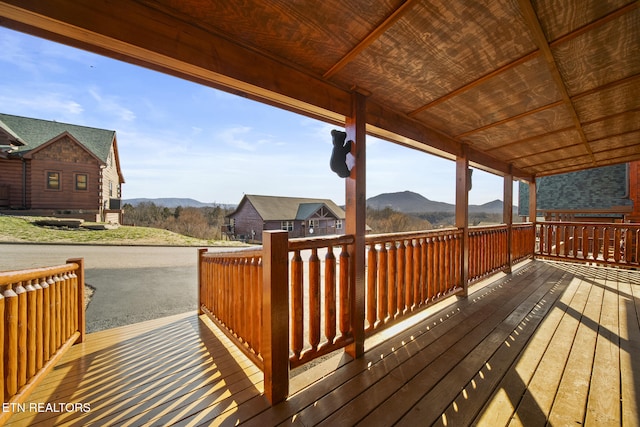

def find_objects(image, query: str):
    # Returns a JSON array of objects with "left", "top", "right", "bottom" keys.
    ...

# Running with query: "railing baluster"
[
  {"left": 367, "top": 244, "right": 377, "bottom": 330},
  {"left": 427, "top": 237, "right": 435, "bottom": 300},
  {"left": 397, "top": 241, "right": 405, "bottom": 313},
  {"left": 388, "top": 242, "right": 397, "bottom": 318},
  {"left": 614, "top": 228, "right": 622, "bottom": 263},
  {"left": 43, "top": 277, "right": 51, "bottom": 362},
  {"left": 325, "top": 247, "right": 337, "bottom": 344},
  {"left": 291, "top": 249, "right": 303, "bottom": 359},
  {"left": 412, "top": 239, "right": 420, "bottom": 309},
  {"left": 25, "top": 281, "right": 37, "bottom": 380},
  {"left": 378, "top": 243, "right": 388, "bottom": 323},
  {"left": 405, "top": 239, "right": 413, "bottom": 312},
  {"left": 603, "top": 226, "right": 610, "bottom": 262},
  {"left": 420, "top": 238, "right": 427, "bottom": 304},
  {"left": 339, "top": 244, "right": 350, "bottom": 338},
  {"left": 16, "top": 282, "right": 27, "bottom": 389},
  {"left": 34, "top": 280, "right": 43, "bottom": 370},
  {"left": 4, "top": 287, "right": 18, "bottom": 398},
  {"left": 309, "top": 248, "right": 321, "bottom": 351}
]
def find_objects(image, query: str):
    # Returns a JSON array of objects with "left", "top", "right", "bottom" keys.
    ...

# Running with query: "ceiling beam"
[
  {"left": 323, "top": 0, "right": 420, "bottom": 79},
  {"left": 517, "top": 0, "right": 596, "bottom": 165}
]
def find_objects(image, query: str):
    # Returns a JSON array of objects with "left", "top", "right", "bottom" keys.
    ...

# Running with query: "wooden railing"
[
  {"left": 512, "top": 223, "right": 536, "bottom": 263},
  {"left": 536, "top": 222, "right": 640, "bottom": 268},
  {"left": 469, "top": 225, "right": 509, "bottom": 283},
  {"left": 198, "top": 248, "right": 264, "bottom": 369},
  {"left": 363, "top": 228, "right": 463, "bottom": 335},
  {"left": 288, "top": 234, "right": 354, "bottom": 368},
  {"left": 0, "top": 259, "right": 85, "bottom": 423},
  {"left": 198, "top": 225, "right": 537, "bottom": 404}
]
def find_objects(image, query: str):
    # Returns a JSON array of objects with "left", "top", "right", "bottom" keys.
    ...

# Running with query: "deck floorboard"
[{"left": 5, "top": 260, "right": 638, "bottom": 427}]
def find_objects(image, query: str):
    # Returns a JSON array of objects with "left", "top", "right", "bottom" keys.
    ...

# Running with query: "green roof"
[
  {"left": 236, "top": 195, "right": 345, "bottom": 221},
  {"left": 0, "top": 113, "right": 116, "bottom": 163}
]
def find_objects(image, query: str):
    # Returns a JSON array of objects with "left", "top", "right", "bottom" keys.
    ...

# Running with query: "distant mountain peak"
[
  {"left": 122, "top": 197, "right": 235, "bottom": 209},
  {"left": 367, "top": 191, "right": 506, "bottom": 214}
]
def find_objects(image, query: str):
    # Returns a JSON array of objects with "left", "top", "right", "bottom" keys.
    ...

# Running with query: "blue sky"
[{"left": 0, "top": 27, "right": 512, "bottom": 206}]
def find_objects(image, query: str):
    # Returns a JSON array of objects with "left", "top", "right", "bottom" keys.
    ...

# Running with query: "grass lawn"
[{"left": 0, "top": 215, "right": 242, "bottom": 246}]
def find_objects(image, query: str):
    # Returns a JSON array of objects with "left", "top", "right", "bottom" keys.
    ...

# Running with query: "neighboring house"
[
  {"left": 226, "top": 194, "right": 347, "bottom": 242},
  {"left": 0, "top": 113, "right": 125, "bottom": 223},
  {"left": 518, "top": 161, "right": 640, "bottom": 222}
]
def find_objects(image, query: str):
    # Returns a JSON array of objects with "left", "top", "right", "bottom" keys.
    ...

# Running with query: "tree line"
[
  {"left": 123, "top": 202, "right": 233, "bottom": 240},
  {"left": 122, "top": 202, "right": 503, "bottom": 241}
]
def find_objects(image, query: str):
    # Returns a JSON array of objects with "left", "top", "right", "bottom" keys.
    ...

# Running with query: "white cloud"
[
  {"left": 217, "top": 126, "right": 257, "bottom": 151},
  {"left": 88, "top": 87, "right": 136, "bottom": 122},
  {"left": 0, "top": 89, "right": 84, "bottom": 117}
]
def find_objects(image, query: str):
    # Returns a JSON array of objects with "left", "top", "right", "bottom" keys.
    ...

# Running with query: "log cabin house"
[
  {"left": 0, "top": 1, "right": 639, "bottom": 426},
  {"left": 0, "top": 113, "right": 125, "bottom": 223},
  {"left": 225, "top": 194, "right": 347, "bottom": 242}
]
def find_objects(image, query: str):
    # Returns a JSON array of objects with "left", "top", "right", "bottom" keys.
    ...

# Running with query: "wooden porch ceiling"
[{"left": 0, "top": 0, "right": 638, "bottom": 180}]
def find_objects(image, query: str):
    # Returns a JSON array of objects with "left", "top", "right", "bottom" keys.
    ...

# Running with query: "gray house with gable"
[{"left": 225, "top": 194, "right": 346, "bottom": 242}]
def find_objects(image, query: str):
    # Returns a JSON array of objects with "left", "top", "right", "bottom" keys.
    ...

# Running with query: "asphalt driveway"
[{"left": 1, "top": 244, "right": 223, "bottom": 333}]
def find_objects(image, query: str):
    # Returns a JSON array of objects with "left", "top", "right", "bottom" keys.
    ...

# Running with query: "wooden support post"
[
  {"left": 197, "top": 249, "right": 207, "bottom": 315},
  {"left": 529, "top": 178, "right": 537, "bottom": 256},
  {"left": 456, "top": 151, "right": 470, "bottom": 296},
  {"left": 262, "top": 230, "right": 289, "bottom": 404},
  {"left": 503, "top": 171, "right": 513, "bottom": 273},
  {"left": 67, "top": 258, "right": 85, "bottom": 343},
  {"left": 345, "top": 90, "right": 367, "bottom": 359}
]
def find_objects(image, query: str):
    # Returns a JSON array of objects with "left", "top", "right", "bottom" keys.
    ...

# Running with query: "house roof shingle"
[
  {"left": 237, "top": 195, "right": 345, "bottom": 221},
  {"left": 0, "top": 113, "right": 116, "bottom": 163}
]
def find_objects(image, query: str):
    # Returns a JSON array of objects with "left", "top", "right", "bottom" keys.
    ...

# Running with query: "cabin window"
[
  {"left": 335, "top": 220, "right": 343, "bottom": 229},
  {"left": 308, "top": 219, "right": 319, "bottom": 228},
  {"left": 281, "top": 221, "right": 293, "bottom": 231},
  {"left": 109, "top": 181, "right": 113, "bottom": 197},
  {"left": 46, "top": 171, "right": 60, "bottom": 190},
  {"left": 75, "top": 173, "right": 88, "bottom": 191}
]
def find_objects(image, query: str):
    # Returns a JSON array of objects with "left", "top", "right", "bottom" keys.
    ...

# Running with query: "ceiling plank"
[
  {"left": 455, "top": 100, "right": 565, "bottom": 139},
  {"left": 409, "top": 51, "right": 540, "bottom": 117},
  {"left": 549, "top": 2, "right": 639, "bottom": 47}
]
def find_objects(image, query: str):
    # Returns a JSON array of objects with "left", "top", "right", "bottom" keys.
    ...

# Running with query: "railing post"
[
  {"left": 503, "top": 170, "right": 513, "bottom": 273},
  {"left": 262, "top": 230, "right": 289, "bottom": 404},
  {"left": 197, "top": 249, "right": 207, "bottom": 315},
  {"left": 345, "top": 90, "right": 367, "bottom": 359},
  {"left": 456, "top": 150, "right": 470, "bottom": 296},
  {"left": 528, "top": 178, "right": 537, "bottom": 257},
  {"left": 67, "top": 258, "right": 85, "bottom": 343}
]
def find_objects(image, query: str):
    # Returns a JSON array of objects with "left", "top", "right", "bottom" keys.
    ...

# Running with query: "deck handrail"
[
  {"left": 0, "top": 258, "right": 85, "bottom": 423},
  {"left": 198, "top": 224, "right": 538, "bottom": 404},
  {"left": 363, "top": 228, "right": 464, "bottom": 335},
  {"left": 536, "top": 221, "right": 640, "bottom": 267}
]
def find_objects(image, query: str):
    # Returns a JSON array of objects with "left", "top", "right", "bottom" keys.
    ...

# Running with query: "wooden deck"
[{"left": 5, "top": 260, "right": 639, "bottom": 426}]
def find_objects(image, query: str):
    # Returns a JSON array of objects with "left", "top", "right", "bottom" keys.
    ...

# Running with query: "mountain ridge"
[
  {"left": 367, "top": 190, "right": 511, "bottom": 214},
  {"left": 123, "top": 198, "right": 234, "bottom": 209},
  {"left": 124, "top": 191, "right": 512, "bottom": 214}
]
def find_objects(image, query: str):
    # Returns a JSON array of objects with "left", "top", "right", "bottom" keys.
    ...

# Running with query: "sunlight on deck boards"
[
  {"left": 5, "top": 311, "right": 266, "bottom": 426},
  {"left": 5, "top": 260, "right": 639, "bottom": 426}
]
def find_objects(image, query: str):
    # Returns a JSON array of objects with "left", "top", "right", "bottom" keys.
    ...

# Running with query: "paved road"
[{"left": 1, "top": 244, "right": 229, "bottom": 333}]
